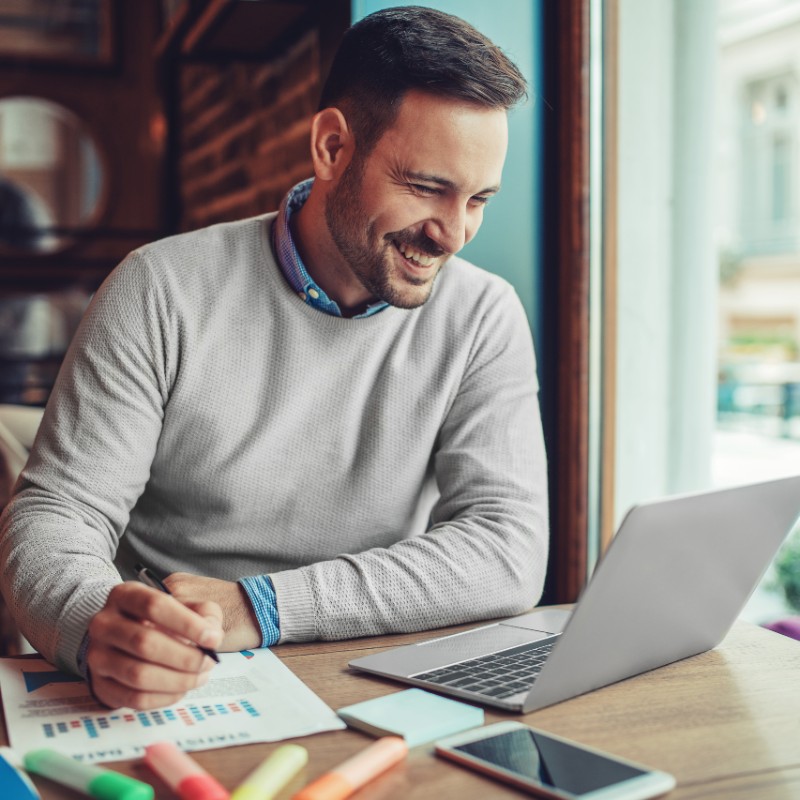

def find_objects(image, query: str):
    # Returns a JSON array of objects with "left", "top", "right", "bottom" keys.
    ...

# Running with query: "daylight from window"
[{"left": 715, "top": 0, "right": 800, "bottom": 622}]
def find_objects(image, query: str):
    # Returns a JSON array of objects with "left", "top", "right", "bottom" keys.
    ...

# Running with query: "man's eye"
[
  {"left": 471, "top": 195, "right": 492, "bottom": 206},
  {"left": 411, "top": 184, "right": 438, "bottom": 195}
]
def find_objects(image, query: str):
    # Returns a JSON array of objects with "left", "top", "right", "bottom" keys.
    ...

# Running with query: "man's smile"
[
  {"left": 391, "top": 241, "right": 443, "bottom": 283},
  {"left": 396, "top": 240, "right": 438, "bottom": 267}
]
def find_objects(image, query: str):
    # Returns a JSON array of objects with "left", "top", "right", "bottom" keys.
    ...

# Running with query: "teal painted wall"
[{"left": 350, "top": 0, "right": 541, "bottom": 331}]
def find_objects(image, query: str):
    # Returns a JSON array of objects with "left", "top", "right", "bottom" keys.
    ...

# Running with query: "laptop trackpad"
[{"left": 500, "top": 608, "right": 572, "bottom": 634}]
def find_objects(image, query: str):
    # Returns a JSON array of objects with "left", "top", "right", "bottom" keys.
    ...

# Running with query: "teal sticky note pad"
[{"left": 337, "top": 688, "right": 484, "bottom": 747}]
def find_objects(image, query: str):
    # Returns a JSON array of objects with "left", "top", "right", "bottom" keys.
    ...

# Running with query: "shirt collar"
[{"left": 272, "top": 178, "right": 389, "bottom": 318}]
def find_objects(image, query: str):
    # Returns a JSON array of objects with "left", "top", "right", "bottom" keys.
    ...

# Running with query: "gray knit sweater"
[{"left": 0, "top": 213, "right": 549, "bottom": 674}]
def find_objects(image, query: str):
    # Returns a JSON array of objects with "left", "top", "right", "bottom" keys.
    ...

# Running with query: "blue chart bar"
[
  {"left": 23, "top": 669, "right": 84, "bottom": 693},
  {"left": 41, "top": 700, "right": 260, "bottom": 740},
  {"left": 242, "top": 701, "right": 259, "bottom": 717}
]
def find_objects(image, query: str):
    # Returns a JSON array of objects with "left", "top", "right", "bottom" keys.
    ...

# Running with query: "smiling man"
[
  {"left": 0, "top": 6, "right": 549, "bottom": 710},
  {"left": 299, "top": 88, "right": 508, "bottom": 313}
]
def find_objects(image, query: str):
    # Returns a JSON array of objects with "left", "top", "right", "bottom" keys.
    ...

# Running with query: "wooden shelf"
[
  {"left": 154, "top": 0, "right": 205, "bottom": 61},
  {"left": 173, "top": 0, "right": 313, "bottom": 59}
]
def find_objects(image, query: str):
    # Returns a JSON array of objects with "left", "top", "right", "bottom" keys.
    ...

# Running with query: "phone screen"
[{"left": 453, "top": 728, "right": 647, "bottom": 796}]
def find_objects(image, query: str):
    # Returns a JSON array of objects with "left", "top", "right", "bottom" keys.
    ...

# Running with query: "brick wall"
[{"left": 178, "top": 29, "right": 322, "bottom": 232}]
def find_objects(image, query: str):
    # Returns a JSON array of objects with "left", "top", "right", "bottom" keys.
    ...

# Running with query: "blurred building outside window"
[
  {"left": 615, "top": 0, "right": 800, "bottom": 627},
  {"left": 715, "top": 0, "right": 800, "bottom": 622}
]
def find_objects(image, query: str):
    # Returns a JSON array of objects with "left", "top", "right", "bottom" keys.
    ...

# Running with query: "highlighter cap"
[
  {"left": 24, "top": 750, "right": 154, "bottom": 800},
  {"left": 179, "top": 773, "right": 231, "bottom": 800},
  {"left": 229, "top": 787, "right": 262, "bottom": 800},
  {"left": 89, "top": 773, "right": 155, "bottom": 800},
  {"left": 292, "top": 772, "right": 352, "bottom": 800},
  {"left": 230, "top": 786, "right": 276, "bottom": 800},
  {"left": 230, "top": 743, "right": 308, "bottom": 800},
  {"left": 145, "top": 741, "right": 229, "bottom": 800}
]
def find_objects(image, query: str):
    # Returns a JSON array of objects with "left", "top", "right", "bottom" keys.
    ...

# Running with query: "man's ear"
[{"left": 310, "top": 107, "right": 354, "bottom": 182}]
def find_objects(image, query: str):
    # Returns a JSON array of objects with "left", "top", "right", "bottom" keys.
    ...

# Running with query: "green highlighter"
[{"left": 24, "top": 749, "right": 154, "bottom": 800}]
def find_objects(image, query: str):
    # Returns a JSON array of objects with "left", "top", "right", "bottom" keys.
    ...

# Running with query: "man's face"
[{"left": 324, "top": 89, "right": 509, "bottom": 309}]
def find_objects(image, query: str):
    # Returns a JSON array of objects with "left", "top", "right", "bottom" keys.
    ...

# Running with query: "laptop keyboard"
[{"left": 411, "top": 639, "right": 556, "bottom": 700}]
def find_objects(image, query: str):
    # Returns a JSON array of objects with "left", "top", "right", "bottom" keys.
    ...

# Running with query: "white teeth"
[{"left": 398, "top": 243, "right": 435, "bottom": 267}]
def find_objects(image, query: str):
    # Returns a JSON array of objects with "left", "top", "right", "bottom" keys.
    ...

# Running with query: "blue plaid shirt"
[
  {"left": 268, "top": 178, "right": 389, "bottom": 318},
  {"left": 238, "top": 179, "right": 388, "bottom": 647}
]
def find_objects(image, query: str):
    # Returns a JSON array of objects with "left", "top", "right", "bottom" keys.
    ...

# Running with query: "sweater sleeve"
[
  {"left": 269, "top": 283, "right": 549, "bottom": 642},
  {"left": 0, "top": 251, "right": 171, "bottom": 673}
]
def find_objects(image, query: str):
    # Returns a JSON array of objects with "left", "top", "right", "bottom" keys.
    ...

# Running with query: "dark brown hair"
[{"left": 318, "top": 6, "right": 527, "bottom": 154}]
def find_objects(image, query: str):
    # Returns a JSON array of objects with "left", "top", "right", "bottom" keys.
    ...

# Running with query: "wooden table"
[{"left": 4, "top": 617, "right": 800, "bottom": 799}]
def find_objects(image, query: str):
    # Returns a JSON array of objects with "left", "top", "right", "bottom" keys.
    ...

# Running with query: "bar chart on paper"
[
  {"left": 41, "top": 699, "right": 261, "bottom": 740},
  {"left": 0, "top": 650, "right": 344, "bottom": 763}
]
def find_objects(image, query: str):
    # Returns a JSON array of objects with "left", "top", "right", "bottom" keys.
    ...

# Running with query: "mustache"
[{"left": 388, "top": 230, "right": 448, "bottom": 259}]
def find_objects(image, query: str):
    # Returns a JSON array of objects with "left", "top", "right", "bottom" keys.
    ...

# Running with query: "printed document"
[{"left": 0, "top": 649, "right": 345, "bottom": 763}]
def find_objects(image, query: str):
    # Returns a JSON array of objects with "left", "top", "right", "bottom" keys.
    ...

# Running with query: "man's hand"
[
  {"left": 86, "top": 582, "right": 223, "bottom": 710},
  {"left": 164, "top": 572, "right": 262, "bottom": 652}
]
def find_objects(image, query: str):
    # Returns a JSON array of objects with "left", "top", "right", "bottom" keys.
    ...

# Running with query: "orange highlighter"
[{"left": 292, "top": 737, "right": 408, "bottom": 800}]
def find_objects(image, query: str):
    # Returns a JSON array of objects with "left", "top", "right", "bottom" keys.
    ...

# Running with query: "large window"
[
  {"left": 742, "top": 74, "right": 799, "bottom": 253},
  {"left": 612, "top": 0, "right": 800, "bottom": 625}
]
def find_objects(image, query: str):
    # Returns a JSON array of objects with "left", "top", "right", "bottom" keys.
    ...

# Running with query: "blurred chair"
[
  {"left": 763, "top": 617, "right": 800, "bottom": 641},
  {"left": 0, "top": 403, "right": 44, "bottom": 655}
]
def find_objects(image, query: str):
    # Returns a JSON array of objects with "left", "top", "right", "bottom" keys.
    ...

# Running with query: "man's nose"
[{"left": 423, "top": 202, "right": 470, "bottom": 255}]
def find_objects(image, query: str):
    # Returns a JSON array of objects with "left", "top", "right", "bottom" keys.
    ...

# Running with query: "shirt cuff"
[
  {"left": 239, "top": 575, "right": 281, "bottom": 647},
  {"left": 76, "top": 631, "right": 91, "bottom": 680}
]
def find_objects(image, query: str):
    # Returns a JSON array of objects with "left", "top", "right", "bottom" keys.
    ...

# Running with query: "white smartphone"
[{"left": 435, "top": 722, "right": 676, "bottom": 800}]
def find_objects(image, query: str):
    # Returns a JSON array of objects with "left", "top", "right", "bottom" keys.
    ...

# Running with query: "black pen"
[{"left": 133, "top": 563, "right": 220, "bottom": 663}]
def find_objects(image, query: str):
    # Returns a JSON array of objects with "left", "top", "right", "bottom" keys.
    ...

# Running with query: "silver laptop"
[{"left": 350, "top": 476, "right": 800, "bottom": 713}]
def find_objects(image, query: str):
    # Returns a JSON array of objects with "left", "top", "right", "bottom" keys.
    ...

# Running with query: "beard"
[{"left": 324, "top": 157, "right": 446, "bottom": 310}]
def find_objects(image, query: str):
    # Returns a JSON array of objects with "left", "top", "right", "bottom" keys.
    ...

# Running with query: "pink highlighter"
[{"left": 145, "top": 741, "right": 230, "bottom": 800}]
